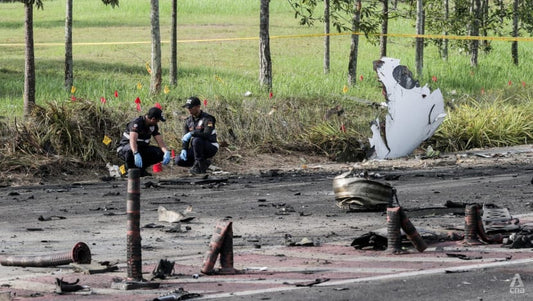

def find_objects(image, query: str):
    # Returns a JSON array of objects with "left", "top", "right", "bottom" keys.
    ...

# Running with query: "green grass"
[{"left": 1, "top": 0, "right": 533, "bottom": 166}]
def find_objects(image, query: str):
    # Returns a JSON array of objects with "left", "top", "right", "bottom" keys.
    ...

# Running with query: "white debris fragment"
[
  {"left": 106, "top": 163, "right": 121, "bottom": 178},
  {"left": 369, "top": 57, "right": 446, "bottom": 159},
  {"left": 158, "top": 205, "right": 193, "bottom": 223}
]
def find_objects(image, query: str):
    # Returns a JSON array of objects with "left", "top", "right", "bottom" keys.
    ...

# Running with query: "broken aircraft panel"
[{"left": 369, "top": 57, "right": 446, "bottom": 159}]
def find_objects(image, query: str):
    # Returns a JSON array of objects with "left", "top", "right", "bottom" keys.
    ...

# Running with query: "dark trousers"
[
  {"left": 175, "top": 137, "right": 218, "bottom": 167},
  {"left": 118, "top": 144, "right": 164, "bottom": 169}
]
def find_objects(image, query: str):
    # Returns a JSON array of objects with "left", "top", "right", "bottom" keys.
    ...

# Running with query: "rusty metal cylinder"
[
  {"left": 201, "top": 220, "right": 232, "bottom": 274},
  {"left": 399, "top": 207, "right": 427, "bottom": 252},
  {"left": 219, "top": 222, "right": 235, "bottom": 274},
  {"left": 0, "top": 242, "right": 91, "bottom": 267},
  {"left": 387, "top": 207, "right": 402, "bottom": 254},
  {"left": 127, "top": 168, "right": 142, "bottom": 281},
  {"left": 464, "top": 204, "right": 480, "bottom": 244}
]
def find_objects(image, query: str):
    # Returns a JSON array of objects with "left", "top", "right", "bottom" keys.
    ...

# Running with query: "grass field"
[{"left": 1, "top": 0, "right": 533, "bottom": 164}]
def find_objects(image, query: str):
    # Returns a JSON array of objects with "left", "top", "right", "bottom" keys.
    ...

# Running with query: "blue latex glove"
[
  {"left": 182, "top": 132, "right": 192, "bottom": 143},
  {"left": 134, "top": 152, "right": 143, "bottom": 168},
  {"left": 162, "top": 151, "right": 171, "bottom": 165},
  {"left": 179, "top": 149, "right": 187, "bottom": 161}
]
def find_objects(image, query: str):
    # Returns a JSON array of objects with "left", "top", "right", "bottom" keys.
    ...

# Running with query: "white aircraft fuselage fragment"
[{"left": 369, "top": 57, "right": 446, "bottom": 159}]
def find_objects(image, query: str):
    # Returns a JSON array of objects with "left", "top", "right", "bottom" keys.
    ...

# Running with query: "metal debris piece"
[
  {"left": 143, "top": 223, "right": 165, "bottom": 229},
  {"left": 70, "top": 262, "right": 118, "bottom": 274},
  {"left": 37, "top": 215, "right": 66, "bottom": 221},
  {"left": 153, "top": 288, "right": 201, "bottom": 300},
  {"left": 481, "top": 204, "right": 520, "bottom": 233},
  {"left": 446, "top": 253, "right": 482, "bottom": 260},
  {"left": 152, "top": 259, "right": 175, "bottom": 280},
  {"left": 55, "top": 278, "right": 86, "bottom": 294},
  {"left": 333, "top": 169, "right": 395, "bottom": 211},
  {"left": 503, "top": 228, "right": 533, "bottom": 249},
  {"left": 0, "top": 242, "right": 91, "bottom": 267},
  {"left": 351, "top": 232, "right": 388, "bottom": 250},
  {"left": 295, "top": 278, "right": 330, "bottom": 287},
  {"left": 201, "top": 219, "right": 237, "bottom": 275},
  {"left": 285, "top": 235, "right": 321, "bottom": 247},
  {"left": 158, "top": 205, "right": 194, "bottom": 223},
  {"left": 370, "top": 57, "right": 446, "bottom": 159},
  {"left": 111, "top": 280, "right": 160, "bottom": 290}
]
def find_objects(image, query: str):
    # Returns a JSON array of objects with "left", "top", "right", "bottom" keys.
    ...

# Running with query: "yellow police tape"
[{"left": 1, "top": 31, "right": 532, "bottom": 47}]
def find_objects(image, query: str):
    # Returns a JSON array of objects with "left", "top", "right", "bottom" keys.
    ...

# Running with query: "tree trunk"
[
  {"left": 323, "top": 0, "right": 330, "bottom": 74},
  {"left": 24, "top": 2, "right": 35, "bottom": 117},
  {"left": 442, "top": 0, "right": 449, "bottom": 60},
  {"left": 380, "top": 0, "right": 388, "bottom": 57},
  {"left": 170, "top": 0, "right": 178, "bottom": 86},
  {"left": 470, "top": 0, "right": 480, "bottom": 67},
  {"left": 481, "top": 0, "right": 489, "bottom": 51},
  {"left": 511, "top": 0, "right": 519, "bottom": 65},
  {"left": 150, "top": 0, "right": 162, "bottom": 95},
  {"left": 64, "top": 0, "right": 73, "bottom": 90},
  {"left": 259, "top": 0, "right": 272, "bottom": 91},
  {"left": 415, "top": 0, "right": 424, "bottom": 78},
  {"left": 347, "top": 0, "right": 361, "bottom": 86}
]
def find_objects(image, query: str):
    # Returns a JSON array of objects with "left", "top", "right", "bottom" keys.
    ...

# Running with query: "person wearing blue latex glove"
[
  {"left": 179, "top": 149, "right": 187, "bottom": 161},
  {"left": 175, "top": 96, "right": 219, "bottom": 174},
  {"left": 117, "top": 107, "right": 171, "bottom": 177},
  {"left": 134, "top": 152, "right": 143, "bottom": 168},
  {"left": 182, "top": 132, "right": 192, "bottom": 143},
  {"left": 162, "top": 151, "right": 171, "bottom": 165}
]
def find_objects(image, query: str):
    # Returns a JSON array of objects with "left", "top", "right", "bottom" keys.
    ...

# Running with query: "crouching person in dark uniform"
[
  {"left": 117, "top": 107, "right": 171, "bottom": 177},
  {"left": 175, "top": 96, "right": 219, "bottom": 174}
]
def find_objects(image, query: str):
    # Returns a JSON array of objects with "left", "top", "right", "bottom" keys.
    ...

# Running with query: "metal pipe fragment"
[
  {"left": 463, "top": 204, "right": 480, "bottom": 244},
  {"left": 0, "top": 242, "right": 91, "bottom": 267},
  {"left": 387, "top": 207, "right": 402, "bottom": 254},
  {"left": 219, "top": 222, "right": 235, "bottom": 274},
  {"left": 127, "top": 168, "right": 142, "bottom": 281},
  {"left": 201, "top": 219, "right": 233, "bottom": 274},
  {"left": 399, "top": 207, "right": 427, "bottom": 252}
]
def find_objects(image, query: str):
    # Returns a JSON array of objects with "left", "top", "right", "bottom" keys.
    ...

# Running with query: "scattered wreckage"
[{"left": 333, "top": 168, "right": 530, "bottom": 252}]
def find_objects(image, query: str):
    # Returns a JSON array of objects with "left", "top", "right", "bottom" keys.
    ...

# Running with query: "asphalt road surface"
[{"left": 0, "top": 146, "right": 532, "bottom": 300}]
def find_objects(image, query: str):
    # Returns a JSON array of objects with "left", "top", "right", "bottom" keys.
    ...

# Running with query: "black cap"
[
  {"left": 147, "top": 107, "right": 166, "bottom": 122},
  {"left": 182, "top": 96, "right": 201, "bottom": 108}
]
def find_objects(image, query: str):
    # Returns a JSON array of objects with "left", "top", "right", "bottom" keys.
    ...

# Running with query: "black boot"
[
  {"left": 190, "top": 160, "right": 208, "bottom": 174},
  {"left": 140, "top": 168, "right": 152, "bottom": 177}
]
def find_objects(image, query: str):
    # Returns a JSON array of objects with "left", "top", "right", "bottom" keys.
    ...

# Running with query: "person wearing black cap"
[
  {"left": 176, "top": 96, "right": 219, "bottom": 174},
  {"left": 117, "top": 107, "right": 171, "bottom": 177}
]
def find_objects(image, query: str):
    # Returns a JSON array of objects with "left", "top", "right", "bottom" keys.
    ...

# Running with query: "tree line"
[
  {"left": 12, "top": 0, "right": 533, "bottom": 117},
  {"left": 286, "top": 0, "right": 533, "bottom": 83}
]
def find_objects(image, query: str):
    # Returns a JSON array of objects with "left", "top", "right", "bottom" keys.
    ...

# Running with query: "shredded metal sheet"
[{"left": 370, "top": 57, "right": 446, "bottom": 159}]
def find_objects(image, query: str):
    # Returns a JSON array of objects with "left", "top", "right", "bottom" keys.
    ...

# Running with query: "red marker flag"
[
  {"left": 114, "top": 90, "right": 118, "bottom": 98},
  {"left": 154, "top": 102, "right": 162, "bottom": 109},
  {"left": 100, "top": 97, "right": 106, "bottom": 104},
  {"left": 203, "top": 99, "right": 208, "bottom": 107}
]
